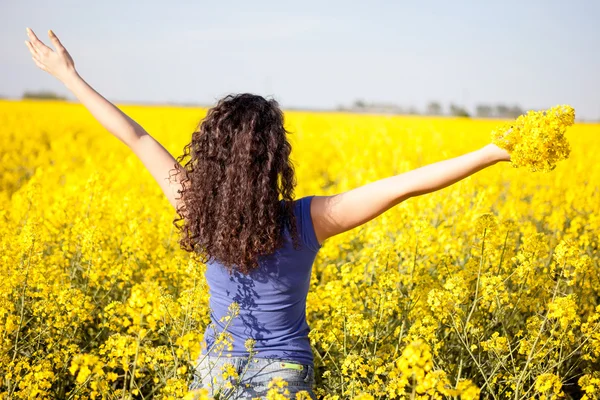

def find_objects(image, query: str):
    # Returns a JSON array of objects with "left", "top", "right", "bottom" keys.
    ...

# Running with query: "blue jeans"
[{"left": 188, "top": 354, "right": 317, "bottom": 399}]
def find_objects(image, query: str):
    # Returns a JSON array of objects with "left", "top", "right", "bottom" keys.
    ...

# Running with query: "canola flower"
[
  {"left": 491, "top": 105, "right": 575, "bottom": 172},
  {"left": 1, "top": 100, "right": 599, "bottom": 399}
]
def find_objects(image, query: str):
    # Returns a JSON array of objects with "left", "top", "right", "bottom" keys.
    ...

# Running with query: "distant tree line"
[
  {"left": 11, "top": 92, "right": 597, "bottom": 121},
  {"left": 338, "top": 100, "right": 419, "bottom": 115},
  {"left": 339, "top": 100, "right": 526, "bottom": 118},
  {"left": 22, "top": 90, "right": 67, "bottom": 100}
]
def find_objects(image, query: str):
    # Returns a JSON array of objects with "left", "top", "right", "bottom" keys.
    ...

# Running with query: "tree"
[
  {"left": 426, "top": 101, "right": 442, "bottom": 116},
  {"left": 449, "top": 103, "right": 470, "bottom": 118},
  {"left": 353, "top": 99, "right": 366, "bottom": 109},
  {"left": 22, "top": 90, "right": 67, "bottom": 100},
  {"left": 476, "top": 104, "right": 493, "bottom": 118},
  {"left": 495, "top": 104, "right": 510, "bottom": 118},
  {"left": 508, "top": 105, "right": 524, "bottom": 118}
]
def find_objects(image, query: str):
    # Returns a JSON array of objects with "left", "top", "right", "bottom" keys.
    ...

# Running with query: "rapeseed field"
[{"left": 1, "top": 100, "right": 599, "bottom": 399}]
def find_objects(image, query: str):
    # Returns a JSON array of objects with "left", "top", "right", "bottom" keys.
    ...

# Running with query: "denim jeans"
[{"left": 188, "top": 354, "right": 317, "bottom": 399}]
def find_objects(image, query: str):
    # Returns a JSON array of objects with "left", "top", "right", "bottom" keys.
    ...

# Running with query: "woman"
[{"left": 24, "top": 28, "right": 511, "bottom": 399}]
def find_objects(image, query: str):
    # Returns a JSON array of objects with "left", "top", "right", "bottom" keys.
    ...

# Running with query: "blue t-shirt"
[{"left": 201, "top": 195, "right": 322, "bottom": 366}]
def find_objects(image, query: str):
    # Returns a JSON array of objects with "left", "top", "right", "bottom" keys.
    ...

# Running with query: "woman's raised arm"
[
  {"left": 24, "top": 27, "right": 184, "bottom": 210},
  {"left": 310, "top": 144, "right": 511, "bottom": 245}
]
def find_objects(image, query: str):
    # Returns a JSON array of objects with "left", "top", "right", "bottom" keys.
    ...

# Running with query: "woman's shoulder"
[{"left": 284, "top": 196, "right": 321, "bottom": 252}]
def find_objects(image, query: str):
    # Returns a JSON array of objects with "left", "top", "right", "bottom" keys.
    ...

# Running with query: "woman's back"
[{"left": 202, "top": 195, "right": 322, "bottom": 366}]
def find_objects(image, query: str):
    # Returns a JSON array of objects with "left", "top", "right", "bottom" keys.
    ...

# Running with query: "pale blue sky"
[{"left": 1, "top": 0, "right": 599, "bottom": 119}]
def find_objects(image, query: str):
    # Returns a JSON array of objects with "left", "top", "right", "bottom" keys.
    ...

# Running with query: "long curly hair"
[{"left": 172, "top": 93, "right": 300, "bottom": 275}]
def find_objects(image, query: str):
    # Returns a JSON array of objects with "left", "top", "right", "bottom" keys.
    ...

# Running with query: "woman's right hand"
[{"left": 25, "top": 27, "right": 77, "bottom": 84}]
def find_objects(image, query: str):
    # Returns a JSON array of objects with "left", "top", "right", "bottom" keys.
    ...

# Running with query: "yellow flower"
[
  {"left": 535, "top": 373, "right": 564, "bottom": 397},
  {"left": 491, "top": 105, "right": 574, "bottom": 172},
  {"left": 221, "top": 362, "right": 239, "bottom": 381}
]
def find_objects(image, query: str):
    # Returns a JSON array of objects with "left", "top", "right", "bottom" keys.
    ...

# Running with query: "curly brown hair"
[{"left": 172, "top": 93, "right": 300, "bottom": 275}]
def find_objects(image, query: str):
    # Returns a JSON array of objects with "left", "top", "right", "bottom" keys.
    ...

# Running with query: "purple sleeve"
[{"left": 299, "top": 195, "right": 322, "bottom": 252}]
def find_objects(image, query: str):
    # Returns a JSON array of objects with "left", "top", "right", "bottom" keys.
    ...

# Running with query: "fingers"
[
  {"left": 48, "top": 29, "right": 65, "bottom": 52},
  {"left": 25, "top": 40, "right": 47, "bottom": 71},
  {"left": 24, "top": 40, "right": 40, "bottom": 58},
  {"left": 25, "top": 40, "right": 49, "bottom": 72},
  {"left": 26, "top": 27, "right": 52, "bottom": 54}
]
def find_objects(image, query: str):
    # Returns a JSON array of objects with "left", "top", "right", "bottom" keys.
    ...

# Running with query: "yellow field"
[{"left": 1, "top": 100, "right": 599, "bottom": 399}]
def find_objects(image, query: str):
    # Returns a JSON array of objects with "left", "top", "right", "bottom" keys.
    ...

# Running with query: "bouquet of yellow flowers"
[{"left": 491, "top": 105, "right": 575, "bottom": 172}]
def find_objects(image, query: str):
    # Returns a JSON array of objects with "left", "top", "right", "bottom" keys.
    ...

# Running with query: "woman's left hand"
[
  {"left": 483, "top": 143, "right": 511, "bottom": 163},
  {"left": 25, "top": 27, "right": 77, "bottom": 83}
]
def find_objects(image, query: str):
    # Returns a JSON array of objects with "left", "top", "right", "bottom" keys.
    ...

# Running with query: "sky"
[{"left": 1, "top": 0, "right": 599, "bottom": 120}]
